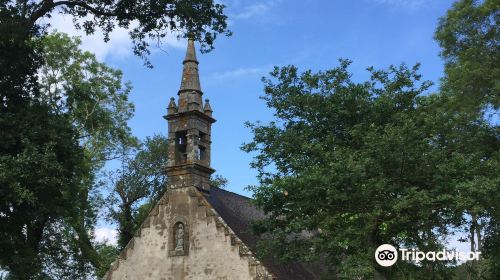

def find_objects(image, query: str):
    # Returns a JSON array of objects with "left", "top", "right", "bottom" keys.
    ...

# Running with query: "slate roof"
[{"left": 202, "top": 187, "right": 326, "bottom": 280}]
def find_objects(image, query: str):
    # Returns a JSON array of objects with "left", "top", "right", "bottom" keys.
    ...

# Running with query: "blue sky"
[
  {"left": 52, "top": 0, "right": 459, "bottom": 242},
  {"left": 120, "top": 0, "right": 455, "bottom": 197}
]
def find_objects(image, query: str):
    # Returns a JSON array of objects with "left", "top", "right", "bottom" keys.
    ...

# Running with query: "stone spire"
[
  {"left": 183, "top": 38, "right": 198, "bottom": 64},
  {"left": 178, "top": 39, "right": 202, "bottom": 112}
]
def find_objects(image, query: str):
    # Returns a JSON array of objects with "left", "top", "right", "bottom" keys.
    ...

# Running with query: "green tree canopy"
[
  {"left": 243, "top": 61, "right": 499, "bottom": 279},
  {"left": 0, "top": 10, "right": 86, "bottom": 278},
  {"left": 4, "top": 0, "right": 230, "bottom": 65},
  {"left": 0, "top": 31, "right": 136, "bottom": 278},
  {"left": 435, "top": 0, "right": 499, "bottom": 111},
  {"left": 107, "top": 135, "right": 169, "bottom": 250},
  {"left": 39, "top": 32, "right": 136, "bottom": 167},
  {"left": 435, "top": 1, "right": 500, "bottom": 277},
  {"left": 0, "top": 102, "right": 87, "bottom": 279}
]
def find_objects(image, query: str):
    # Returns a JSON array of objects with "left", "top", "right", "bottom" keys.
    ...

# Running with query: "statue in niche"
[{"left": 174, "top": 223, "right": 185, "bottom": 251}]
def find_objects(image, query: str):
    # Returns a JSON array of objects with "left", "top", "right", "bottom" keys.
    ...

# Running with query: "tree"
[
  {"left": 94, "top": 243, "right": 120, "bottom": 278},
  {"left": 210, "top": 174, "right": 229, "bottom": 189},
  {"left": 0, "top": 9, "right": 88, "bottom": 278},
  {"left": 0, "top": 102, "right": 87, "bottom": 279},
  {"left": 107, "top": 135, "right": 168, "bottom": 250},
  {"left": 435, "top": 1, "right": 500, "bottom": 278},
  {"left": 0, "top": 31, "right": 136, "bottom": 278},
  {"left": 423, "top": 94, "right": 500, "bottom": 280},
  {"left": 38, "top": 31, "right": 137, "bottom": 278},
  {"left": 434, "top": 0, "right": 499, "bottom": 112},
  {"left": 7, "top": 0, "right": 230, "bottom": 66},
  {"left": 242, "top": 61, "right": 480, "bottom": 279},
  {"left": 39, "top": 32, "right": 136, "bottom": 166}
]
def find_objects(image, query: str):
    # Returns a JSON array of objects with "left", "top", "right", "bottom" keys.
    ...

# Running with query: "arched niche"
[{"left": 168, "top": 216, "right": 189, "bottom": 256}]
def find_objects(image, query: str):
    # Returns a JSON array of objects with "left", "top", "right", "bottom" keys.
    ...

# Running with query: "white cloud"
[
  {"left": 230, "top": 0, "right": 281, "bottom": 20},
  {"left": 371, "top": 0, "right": 433, "bottom": 10},
  {"left": 48, "top": 13, "right": 130, "bottom": 61},
  {"left": 47, "top": 12, "right": 185, "bottom": 61},
  {"left": 94, "top": 227, "right": 118, "bottom": 245},
  {"left": 233, "top": 3, "right": 271, "bottom": 19},
  {"left": 209, "top": 66, "right": 270, "bottom": 80}
]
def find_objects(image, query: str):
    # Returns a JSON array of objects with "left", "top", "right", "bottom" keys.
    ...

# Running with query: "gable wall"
[{"left": 104, "top": 187, "right": 273, "bottom": 280}]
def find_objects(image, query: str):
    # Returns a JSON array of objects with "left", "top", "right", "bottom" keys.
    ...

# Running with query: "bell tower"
[{"left": 164, "top": 39, "right": 215, "bottom": 190}]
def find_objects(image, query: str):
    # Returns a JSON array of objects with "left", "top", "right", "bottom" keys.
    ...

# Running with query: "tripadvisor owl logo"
[
  {"left": 374, "top": 244, "right": 481, "bottom": 266},
  {"left": 375, "top": 244, "right": 398, "bottom": 267}
]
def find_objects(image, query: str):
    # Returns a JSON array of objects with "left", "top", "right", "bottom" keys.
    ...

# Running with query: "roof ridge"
[{"left": 211, "top": 187, "right": 253, "bottom": 200}]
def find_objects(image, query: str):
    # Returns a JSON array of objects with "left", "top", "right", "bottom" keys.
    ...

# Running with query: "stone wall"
[{"left": 104, "top": 187, "right": 274, "bottom": 280}]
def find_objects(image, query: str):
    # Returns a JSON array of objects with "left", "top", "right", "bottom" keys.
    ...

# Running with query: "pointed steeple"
[
  {"left": 178, "top": 39, "right": 202, "bottom": 112},
  {"left": 179, "top": 39, "right": 201, "bottom": 94},
  {"left": 184, "top": 38, "right": 198, "bottom": 63}
]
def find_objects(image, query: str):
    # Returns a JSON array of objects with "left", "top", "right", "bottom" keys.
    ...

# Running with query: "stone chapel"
[{"left": 104, "top": 40, "right": 323, "bottom": 280}]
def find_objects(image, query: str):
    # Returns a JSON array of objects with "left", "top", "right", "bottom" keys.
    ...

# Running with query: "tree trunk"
[
  {"left": 467, "top": 213, "right": 478, "bottom": 280},
  {"left": 367, "top": 220, "right": 388, "bottom": 280},
  {"left": 476, "top": 220, "right": 482, "bottom": 252},
  {"left": 118, "top": 202, "right": 135, "bottom": 249},
  {"left": 10, "top": 219, "right": 47, "bottom": 279},
  {"left": 476, "top": 219, "right": 483, "bottom": 279}
]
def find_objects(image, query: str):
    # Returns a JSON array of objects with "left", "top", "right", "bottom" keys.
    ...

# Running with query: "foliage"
[
  {"left": 4, "top": 0, "right": 230, "bottom": 66},
  {"left": 243, "top": 60, "right": 499, "bottom": 279},
  {"left": 36, "top": 32, "right": 136, "bottom": 278},
  {"left": 242, "top": 1, "right": 500, "bottom": 278},
  {"left": 107, "top": 135, "right": 168, "bottom": 249},
  {"left": 0, "top": 29, "right": 136, "bottom": 278},
  {"left": 244, "top": 61, "right": 433, "bottom": 278},
  {"left": 210, "top": 174, "right": 229, "bottom": 189},
  {"left": 0, "top": 9, "right": 88, "bottom": 279},
  {"left": 94, "top": 243, "right": 120, "bottom": 278},
  {"left": 38, "top": 32, "right": 137, "bottom": 168},
  {"left": 428, "top": 94, "right": 500, "bottom": 280},
  {"left": 0, "top": 104, "right": 88, "bottom": 279},
  {"left": 435, "top": 1, "right": 500, "bottom": 278},
  {"left": 435, "top": 0, "right": 499, "bottom": 112}
]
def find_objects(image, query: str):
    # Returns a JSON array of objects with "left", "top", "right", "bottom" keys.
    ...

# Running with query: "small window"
[
  {"left": 199, "top": 131, "right": 207, "bottom": 142},
  {"left": 175, "top": 131, "right": 187, "bottom": 163},
  {"left": 199, "top": 146, "right": 207, "bottom": 161}
]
